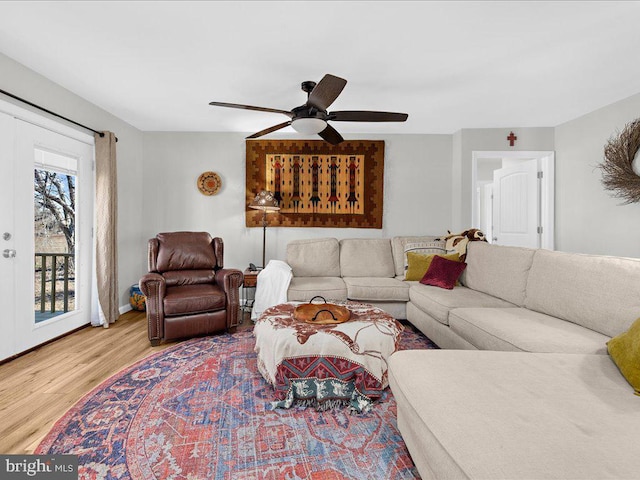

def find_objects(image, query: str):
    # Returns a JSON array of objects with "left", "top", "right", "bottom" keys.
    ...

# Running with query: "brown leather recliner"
[{"left": 139, "top": 232, "right": 243, "bottom": 346}]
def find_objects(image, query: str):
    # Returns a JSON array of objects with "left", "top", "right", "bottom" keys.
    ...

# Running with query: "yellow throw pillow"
[
  {"left": 405, "top": 252, "right": 460, "bottom": 281},
  {"left": 607, "top": 317, "right": 640, "bottom": 396}
]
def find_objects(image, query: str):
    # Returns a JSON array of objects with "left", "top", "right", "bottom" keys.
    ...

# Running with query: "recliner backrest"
[{"left": 148, "top": 232, "right": 223, "bottom": 275}]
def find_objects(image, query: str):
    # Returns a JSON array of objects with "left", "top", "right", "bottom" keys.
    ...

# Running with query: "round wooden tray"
[{"left": 293, "top": 298, "right": 351, "bottom": 325}]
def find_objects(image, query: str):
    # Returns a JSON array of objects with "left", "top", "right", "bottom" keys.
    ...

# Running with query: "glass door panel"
[{"left": 34, "top": 163, "right": 77, "bottom": 322}]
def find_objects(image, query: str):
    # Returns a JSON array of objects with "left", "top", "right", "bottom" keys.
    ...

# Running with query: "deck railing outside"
[{"left": 35, "top": 252, "right": 75, "bottom": 315}]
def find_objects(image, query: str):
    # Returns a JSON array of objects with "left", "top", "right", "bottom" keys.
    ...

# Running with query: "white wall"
[
  {"left": 142, "top": 132, "right": 453, "bottom": 270},
  {"left": 477, "top": 158, "right": 502, "bottom": 182},
  {"left": 555, "top": 92, "right": 640, "bottom": 257},
  {"left": 0, "top": 52, "right": 146, "bottom": 308}
]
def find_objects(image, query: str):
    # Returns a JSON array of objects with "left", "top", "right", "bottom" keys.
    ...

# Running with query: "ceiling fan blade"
[
  {"left": 318, "top": 124, "right": 344, "bottom": 145},
  {"left": 209, "top": 101, "right": 293, "bottom": 117},
  {"left": 307, "top": 74, "right": 347, "bottom": 111},
  {"left": 246, "top": 121, "right": 292, "bottom": 139},
  {"left": 330, "top": 111, "right": 409, "bottom": 122}
]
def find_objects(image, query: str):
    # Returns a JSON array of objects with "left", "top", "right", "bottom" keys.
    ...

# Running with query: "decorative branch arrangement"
[{"left": 600, "top": 118, "right": 640, "bottom": 204}]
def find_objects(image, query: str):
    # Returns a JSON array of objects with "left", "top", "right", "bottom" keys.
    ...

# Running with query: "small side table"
[{"left": 242, "top": 269, "right": 260, "bottom": 321}]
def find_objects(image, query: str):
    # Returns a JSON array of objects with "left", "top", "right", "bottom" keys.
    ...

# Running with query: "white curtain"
[{"left": 91, "top": 131, "right": 119, "bottom": 327}]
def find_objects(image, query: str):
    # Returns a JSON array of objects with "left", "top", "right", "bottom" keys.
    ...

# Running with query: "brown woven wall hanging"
[{"left": 246, "top": 140, "right": 384, "bottom": 228}]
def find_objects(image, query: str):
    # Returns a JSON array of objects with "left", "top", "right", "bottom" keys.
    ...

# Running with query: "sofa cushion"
[
  {"left": 339, "top": 238, "right": 395, "bottom": 277},
  {"left": 163, "top": 284, "right": 225, "bottom": 316},
  {"left": 391, "top": 236, "right": 445, "bottom": 277},
  {"left": 286, "top": 277, "right": 347, "bottom": 302},
  {"left": 607, "top": 317, "right": 640, "bottom": 395},
  {"left": 449, "top": 308, "right": 610, "bottom": 354},
  {"left": 343, "top": 277, "right": 410, "bottom": 302},
  {"left": 463, "top": 242, "right": 535, "bottom": 306},
  {"left": 286, "top": 238, "right": 340, "bottom": 277},
  {"left": 389, "top": 350, "right": 640, "bottom": 480},
  {"left": 409, "top": 284, "right": 514, "bottom": 325},
  {"left": 162, "top": 269, "right": 215, "bottom": 287},
  {"left": 525, "top": 249, "right": 640, "bottom": 338}
]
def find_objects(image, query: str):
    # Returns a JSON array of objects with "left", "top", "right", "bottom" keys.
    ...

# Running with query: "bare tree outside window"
[
  {"left": 34, "top": 170, "right": 75, "bottom": 253},
  {"left": 34, "top": 169, "right": 76, "bottom": 319}
]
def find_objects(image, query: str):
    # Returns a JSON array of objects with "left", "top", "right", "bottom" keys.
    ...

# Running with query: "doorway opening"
[{"left": 471, "top": 151, "right": 554, "bottom": 250}]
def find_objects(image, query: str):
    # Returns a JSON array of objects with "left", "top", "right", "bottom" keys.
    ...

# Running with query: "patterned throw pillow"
[{"left": 403, "top": 241, "right": 446, "bottom": 275}]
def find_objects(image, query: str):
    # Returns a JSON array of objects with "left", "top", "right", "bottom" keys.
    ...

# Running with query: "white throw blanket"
[{"left": 251, "top": 260, "right": 293, "bottom": 321}]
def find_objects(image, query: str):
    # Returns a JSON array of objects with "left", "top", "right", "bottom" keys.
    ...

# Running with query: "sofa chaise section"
[{"left": 389, "top": 349, "right": 640, "bottom": 480}]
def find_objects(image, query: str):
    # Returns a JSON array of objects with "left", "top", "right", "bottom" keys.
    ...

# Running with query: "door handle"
[{"left": 3, "top": 249, "right": 16, "bottom": 258}]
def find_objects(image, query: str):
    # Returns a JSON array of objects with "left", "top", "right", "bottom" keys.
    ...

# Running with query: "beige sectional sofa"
[
  {"left": 391, "top": 241, "right": 640, "bottom": 479},
  {"left": 284, "top": 237, "right": 640, "bottom": 479}
]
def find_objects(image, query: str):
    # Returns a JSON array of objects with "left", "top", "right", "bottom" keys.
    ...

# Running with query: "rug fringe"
[{"left": 270, "top": 378, "right": 374, "bottom": 414}]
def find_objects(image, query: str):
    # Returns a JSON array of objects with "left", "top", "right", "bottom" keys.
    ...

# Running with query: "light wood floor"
[{"left": 0, "top": 310, "right": 252, "bottom": 454}]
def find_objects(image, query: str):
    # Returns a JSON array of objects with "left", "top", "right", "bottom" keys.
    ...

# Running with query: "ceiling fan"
[{"left": 209, "top": 74, "right": 408, "bottom": 145}]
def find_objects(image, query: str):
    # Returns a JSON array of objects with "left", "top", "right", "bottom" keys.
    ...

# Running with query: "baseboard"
[{"left": 119, "top": 304, "right": 132, "bottom": 315}]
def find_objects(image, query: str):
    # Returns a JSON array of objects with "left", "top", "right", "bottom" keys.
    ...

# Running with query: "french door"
[{"left": 0, "top": 111, "right": 94, "bottom": 361}]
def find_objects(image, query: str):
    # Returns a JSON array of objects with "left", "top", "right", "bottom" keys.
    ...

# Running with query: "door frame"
[
  {"left": 0, "top": 98, "right": 94, "bottom": 144},
  {"left": 471, "top": 150, "right": 555, "bottom": 250}
]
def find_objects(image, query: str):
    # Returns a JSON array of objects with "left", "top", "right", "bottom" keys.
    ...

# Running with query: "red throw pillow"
[{"left": 420, "top": 255, "right": 467, "bottom": 290}]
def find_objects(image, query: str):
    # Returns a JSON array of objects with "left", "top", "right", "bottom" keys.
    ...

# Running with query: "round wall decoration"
[
  {"left": 600, "top": 118, "right": 640, "bottom": 204},
  {"left": 197, "top": 171, "right": 222, "bottom": 196}
]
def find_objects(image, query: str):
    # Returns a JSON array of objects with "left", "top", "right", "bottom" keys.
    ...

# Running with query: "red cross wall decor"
[{"left": 507, "top": 131, "right": 517, "bottom": 146}]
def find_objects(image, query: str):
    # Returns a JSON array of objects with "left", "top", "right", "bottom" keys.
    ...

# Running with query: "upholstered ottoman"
[{"left": 254, "top": 302, "right": 403, "bottom": 412}]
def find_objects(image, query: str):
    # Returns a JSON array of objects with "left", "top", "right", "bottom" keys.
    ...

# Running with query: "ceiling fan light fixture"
[{"left": 291, "top": 117, "right": 327, "bottom": 134}]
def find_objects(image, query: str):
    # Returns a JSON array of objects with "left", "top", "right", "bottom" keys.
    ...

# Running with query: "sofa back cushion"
[
  {"left": 340, "top": 238, "right": 395, "bottom": 277},
  {"left": 463, "top": 242, "right": 536, "bottom": 306},
  {"left": 525, "top": 249, "right": 640, "bottom": 337},
  {"left": 391, "top": 236, "right": 446, "bottom": 277},
  {"left": 286, "top": 238, "right": 340, "bottom": 277}
]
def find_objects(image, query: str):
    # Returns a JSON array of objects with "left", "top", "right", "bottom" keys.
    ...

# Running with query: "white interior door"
[
  {"left": 472, "top": 151, "right": 554, "bottom": 250},
  {"left": 492, "top": 158, "right": 540, "bottom": 248},
  {"left": 0, "top": 118, "right": 93, "bottom": 360}
]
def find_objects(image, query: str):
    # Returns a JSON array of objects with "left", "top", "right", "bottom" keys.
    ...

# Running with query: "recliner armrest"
[
  {"left": 215, "top": 268, "right": 243, "bottom": 298},
  {"left": 215, "top": 268, "right": 243, "bottom": 329},
  {"left": 139, "top": 273, "right": 166, "bottom": 345}
]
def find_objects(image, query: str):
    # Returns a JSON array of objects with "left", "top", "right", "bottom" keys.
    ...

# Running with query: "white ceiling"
[{"left": 0, "top": 1, "right": 639, "bottom": 135}]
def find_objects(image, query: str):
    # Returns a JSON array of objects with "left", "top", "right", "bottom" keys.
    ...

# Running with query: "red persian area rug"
[{"left": 36, "top": 326, "right": 437, "bottom": 479}]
